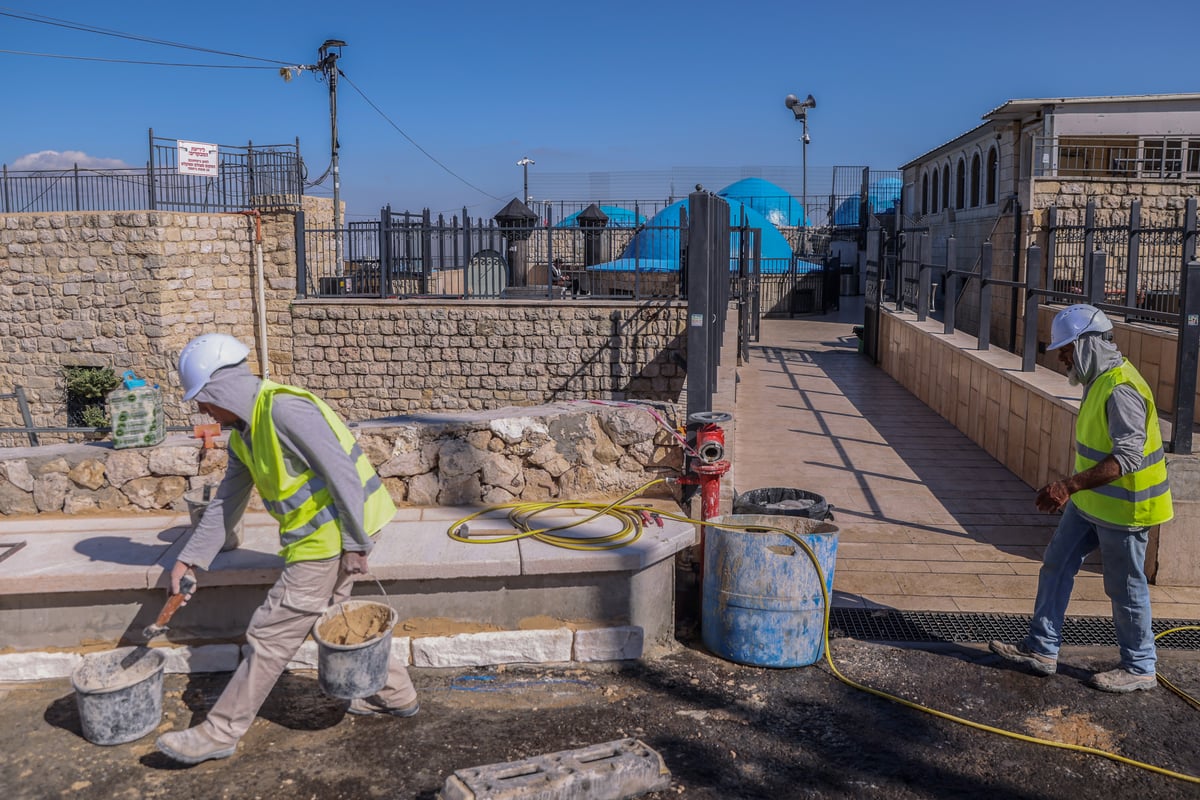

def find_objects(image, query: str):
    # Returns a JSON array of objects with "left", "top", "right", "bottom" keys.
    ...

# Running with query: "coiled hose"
[{"left": 448, "top": 477, "right": 1200, "bottom": 786}]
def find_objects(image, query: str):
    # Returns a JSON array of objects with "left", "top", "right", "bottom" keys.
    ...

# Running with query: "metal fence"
[
  {"left": 0, "top": 130, "right": 303, "bottom": 214},
  {"left": 300, "top": 206, "right": 690, "bottom": 300},
  {"left": 1032, "top": 135, "right": 1200, "bottom": 180},
  {"left": 1047, "top": 199, "right": 1195, "bottom": 319}
]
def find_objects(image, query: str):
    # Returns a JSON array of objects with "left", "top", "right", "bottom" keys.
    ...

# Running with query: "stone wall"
[
  {"left": 290, "top": 301, "right": 687, "bottom": 418},
  {"left": 0, "top": 401, "right": 683, "bottom": 516},
  {"left": 0, "top": 205, "right": 690, "bottom": 448},
  {"left": 0, "top": 208, "right": 298, "bottom": 444}
]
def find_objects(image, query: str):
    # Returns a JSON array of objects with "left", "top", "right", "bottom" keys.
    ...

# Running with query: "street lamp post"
[
  {"left": 517, "top": 157, "right": 535, "bottom": 204},
  {"left": 784, "top": 93, "right": 816, "bottom": 228}
]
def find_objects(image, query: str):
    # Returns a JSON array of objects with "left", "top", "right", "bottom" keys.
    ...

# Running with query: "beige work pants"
[{"left": 200, "top": 557, "right": 417, "bottom": 744}]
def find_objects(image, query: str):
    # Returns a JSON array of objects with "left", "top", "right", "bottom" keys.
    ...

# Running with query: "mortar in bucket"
[
  {"left": 702, "top": 513, "right": 839, "bottom": 668},
  {"left": 313, "top": 599, "right": 397, "bottom": 699},
  {"left": 71, "top": 646, "right": 167, "bottom": 745},
  {"left": 183, "top": 486, "right": 243, "bottom": 552}
]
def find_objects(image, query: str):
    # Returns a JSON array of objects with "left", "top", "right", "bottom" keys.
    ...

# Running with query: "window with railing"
[{"left": 1035, "top": 135, "right": 1200, "bottom": 179}]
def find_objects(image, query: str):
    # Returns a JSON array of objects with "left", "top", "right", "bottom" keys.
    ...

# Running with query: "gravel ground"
[{"left": 4, "top": 632, "right": 1200, "bottom": 800}]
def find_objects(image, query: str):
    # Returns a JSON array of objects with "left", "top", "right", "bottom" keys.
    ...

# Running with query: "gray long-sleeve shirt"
[{"left": 178, "top": 364, "right": 373, "bottom": 571}]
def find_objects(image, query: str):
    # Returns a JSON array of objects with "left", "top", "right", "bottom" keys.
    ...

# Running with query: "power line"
[
  {"left": 0, "top": 6, "right": 295, "bottom": 65},
  {"left": 338, "top": 71, "right": 503, "bottom": 202},
  {"left": 0, "top": 48, "right": 282, "bottom": 69}
]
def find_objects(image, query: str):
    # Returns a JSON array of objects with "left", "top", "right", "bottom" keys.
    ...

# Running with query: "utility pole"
[{"left": 318, "top": 39, "right": 346, "bottom": 277}]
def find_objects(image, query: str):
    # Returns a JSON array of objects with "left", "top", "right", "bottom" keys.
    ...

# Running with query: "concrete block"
[
  {"left": 412, "top": 629, "right": 572, "bottom": 668},
  {"left": 440, "top": 738, "right": 671, "bottom": 800},
  {"left": 161, "top": 644, "right": 241, "bottom": 674},
  {"left": 573, "top": 626, "right": 644, "bottom": 662},
  {"left": 0, "top": 651, "right": 82, "bottom": 681}
]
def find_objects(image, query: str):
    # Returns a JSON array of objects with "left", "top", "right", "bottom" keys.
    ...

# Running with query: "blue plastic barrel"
[{"left": 702, "top": 513, "right": 839, "bottom": 668}]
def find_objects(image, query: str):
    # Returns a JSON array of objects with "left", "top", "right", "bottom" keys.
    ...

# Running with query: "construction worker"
[
  {"left": 156, "top": 333, "right": 417, "bottom": 765},
  {"left": 990, "top": 304, "right": 1172, "bottom": 692}
]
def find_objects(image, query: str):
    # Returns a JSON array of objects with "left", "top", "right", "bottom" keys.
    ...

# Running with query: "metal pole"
[
  {"left": 979, "top": 242, "right": 992, "bottom": 351},
  {"left": 1172, "top": 198, "right": 1199, "bottom": 454},
  {"left": 1022, "top": 245, "right": 1042, "bottom": 372},
  {"left": 318, "top": 42, "right": 345, "bottom": 278},
  {"left": 944, "top": 237, "right": 958, "bottom": 336}
]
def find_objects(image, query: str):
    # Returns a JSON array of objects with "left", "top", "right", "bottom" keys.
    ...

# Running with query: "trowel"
[{"left": 142, "top": 572, "right": 196, "bottom": 640}]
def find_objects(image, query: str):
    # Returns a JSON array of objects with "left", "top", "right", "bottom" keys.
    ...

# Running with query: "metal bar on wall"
[
  {"left": 1022, "top": 245, "right": 1042, "bottom": 372},
  {"left": 1172, "top": 198, "right": 1199, "bottom": 455},
  {"left": 1126, "top": 200, "right": 1142, "bottom": 307},
  {"left": 978, "top": 242, "right": 992, "bottom": 351}
]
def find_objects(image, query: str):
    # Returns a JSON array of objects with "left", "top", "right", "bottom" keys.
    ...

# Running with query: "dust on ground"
[{"left": 4, "top": 636, "right": 1200, "bottom": 799}]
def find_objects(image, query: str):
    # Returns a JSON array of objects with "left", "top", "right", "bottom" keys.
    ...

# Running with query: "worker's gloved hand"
[
  {"left": 1035, "top": 481, "right": 1070, "bottom": 514},
  {"left": 342, "top": 551, "right": 369, "bottom": 575}
]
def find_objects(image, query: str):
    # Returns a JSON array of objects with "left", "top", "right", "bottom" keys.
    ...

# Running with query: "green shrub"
[{"left": 65, "top": 366, "right": 120, "bottom": 400}]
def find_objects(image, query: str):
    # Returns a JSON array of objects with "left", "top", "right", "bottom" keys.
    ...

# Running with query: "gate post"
[
  {"left": 1022, "top": 245, "right": 1042, "bottom": 372},
  {"left": 917, "top": 233, "right": 931, "bottom": 322},
  {"left": 943, "top": 237, "right": 957, "bottom": 336},
  {"left": 1171, "top": 197, "right": 1199, "bottom": 454},
  {"left": 978, "top": 242, "right": 992, "bottom": 351},
  {"left": 294, "top": 209, "right": 308, "bottom": 298},
  {"left": 1086, "top": 251, "right": 1106, "bottom": 306}
]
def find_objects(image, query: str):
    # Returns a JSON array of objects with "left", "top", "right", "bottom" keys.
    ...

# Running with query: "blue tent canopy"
[
  {"left": 554, "top": 205, "right": 646, "bottom": 228},
  {"left": 586, "top": 198, "right": 820, "bottom": 274},
  {"left": 832, "top": 177, "right": 902, "bottom": 226},
  {"left": 717, "top": 177, "right": 809, "bottom": 227}
]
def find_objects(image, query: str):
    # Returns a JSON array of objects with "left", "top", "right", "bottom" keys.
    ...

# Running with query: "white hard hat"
[
  {"left": 178, "top": 334, "right": 250, "bottom": 400},
  {"left": 1048, "top": 304, "right": 1113, "bottom": 350}
]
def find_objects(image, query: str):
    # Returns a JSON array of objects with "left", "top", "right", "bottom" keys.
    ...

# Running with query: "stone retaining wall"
[{"left": 0, "top": 401, "right": 683, "bottom": 516}]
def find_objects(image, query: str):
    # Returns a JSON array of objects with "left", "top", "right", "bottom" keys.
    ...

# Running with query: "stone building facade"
[{"left": 899, "top": 93, "right": 1200, "bottom": 351}]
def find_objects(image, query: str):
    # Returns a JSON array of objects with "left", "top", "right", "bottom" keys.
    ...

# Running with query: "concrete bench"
[{"left": 0, "top": 502, "right": 696, "bottom": 679}]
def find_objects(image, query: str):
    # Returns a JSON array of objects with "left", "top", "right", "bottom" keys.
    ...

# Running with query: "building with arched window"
[{"left": 899, "top": 92, "right": 1200, "bottom": 350}]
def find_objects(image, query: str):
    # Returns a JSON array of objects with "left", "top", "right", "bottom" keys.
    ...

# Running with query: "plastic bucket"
[
  {"left": 313, "top": 600, "right": 397, "bottom": 699},
  {"left": 183, "top": 488, "right": 243, "bottom": 552},
  {"left": 71, "top": 647, "right": 166, "bottom": 745},
  {"left": 702, "top": 514, "right": 839, "bottom": 668},
  {"left": 733, "top": 487, "right": 832, "bottom": 521}
]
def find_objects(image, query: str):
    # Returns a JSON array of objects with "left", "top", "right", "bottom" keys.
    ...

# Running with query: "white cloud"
[{"left": 10, "top": 150, "right": 131, "bottom": 171}]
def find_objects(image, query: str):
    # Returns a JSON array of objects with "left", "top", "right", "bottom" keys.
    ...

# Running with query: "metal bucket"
[
  {"left": 313, "top": 600, "right": 397, "bottom": 699},
  {"left": 71, "top": 647, "right": 166, "bottom": 745},
  {"left": 702, "top": 514, "right": 839, "bottom": 668},
  {"left": 183, "top": 488, "right": 243, "bottom": 552}
]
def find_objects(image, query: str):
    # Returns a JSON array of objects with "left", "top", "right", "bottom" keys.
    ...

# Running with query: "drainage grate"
[{"left": 830, "top": 608, "right": 1200, "bottom": 650}]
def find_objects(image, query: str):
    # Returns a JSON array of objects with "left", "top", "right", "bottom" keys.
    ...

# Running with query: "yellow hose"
[{"left": 448, "top": 482, "right": 1200, "bottom": 786}]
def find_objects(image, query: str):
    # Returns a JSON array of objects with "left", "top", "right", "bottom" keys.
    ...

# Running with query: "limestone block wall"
[
  {"left": 1034, "top": 304, "right": 1197, "bottom": 423},
  {"left": 1030, "top": 180, "right": 1196, "bottom": 225},
  {"left": 289, "top": 301, "right": 688, "bottom": 418},
  {"left": 0, "top": 401, "right": 684, "bottom": 516},
  {"left": 878, "top": 307, "right": 1199, "bottom": 587},
  {"left": 0, "top": 209, "right": 297, "bottom": 443}
]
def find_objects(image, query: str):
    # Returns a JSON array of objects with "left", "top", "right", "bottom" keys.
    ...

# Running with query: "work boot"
[
  {"left": 1088, "top": 668, "right": 1157, "bottom": 693},
  {"left": 156, "top": 725, "right": 238, "bottom": 765},
  {"left": 988, "top": 640, "right": 1057, "bottom": 676},
  {"left": 347, "top": 696, "right": 420, "bottom": 717}
]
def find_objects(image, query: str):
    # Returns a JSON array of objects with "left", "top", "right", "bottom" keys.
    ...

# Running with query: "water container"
[{"left": 702, "top": 513, "right": 839, "bottom": 668}]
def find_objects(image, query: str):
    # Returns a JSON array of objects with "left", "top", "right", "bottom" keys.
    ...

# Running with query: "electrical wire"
[
  {"left": 0, "top": 6, "right": 295, "bottom": 65},
  {"left": 448, "top": 481, "right": 1200, "bottom": 787},
  {"left": 337, "top": 71, "right": 505, "bottom": 203},
  {"left": 0, "top": 48, "right": 282, "bottom": 69}
]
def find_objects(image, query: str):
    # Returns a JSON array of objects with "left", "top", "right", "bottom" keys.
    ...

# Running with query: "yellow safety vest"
[
  {"left": 228, "top": 380, "right": 397, "bottom": 563},
  {"left": 1073, "top": 360, "right": 1173, "bottom": 528}
]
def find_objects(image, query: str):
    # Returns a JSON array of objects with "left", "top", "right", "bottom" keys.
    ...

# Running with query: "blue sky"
[{"left": 2, "top": 1, "right": 1197, "bottom": 218}]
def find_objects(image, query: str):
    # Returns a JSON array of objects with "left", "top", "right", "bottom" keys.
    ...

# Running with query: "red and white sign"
[{"left": 177, "top": 141, "right": 219, "bottom": 176}]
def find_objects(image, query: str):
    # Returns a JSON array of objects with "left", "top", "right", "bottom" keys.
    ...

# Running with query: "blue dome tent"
[
  {"left": 717, "top": 177, "right": 809, "bottom": 227},
  {"left": 554, "top": 205, "right": 646, "bottom": 229},
  {"left": 589, "top": 198, "right": 820, "bottom": 274},
  {"left": 832, "top": 177, "right": 901, "bottom": 226}
]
